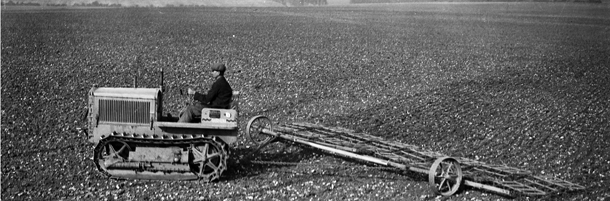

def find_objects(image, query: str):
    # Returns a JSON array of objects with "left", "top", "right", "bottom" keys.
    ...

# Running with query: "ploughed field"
[{"left": 2, "top": 3, "right": 609, "bottom": 200}]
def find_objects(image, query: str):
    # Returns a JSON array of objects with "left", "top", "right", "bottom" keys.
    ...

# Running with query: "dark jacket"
[{"left": 194, "top": 76, "right": 233, "bottom": 109}]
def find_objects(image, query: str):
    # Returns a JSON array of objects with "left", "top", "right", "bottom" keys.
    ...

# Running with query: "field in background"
[{"left": 2, "top": 2, "right": 609, "bottom": 200}]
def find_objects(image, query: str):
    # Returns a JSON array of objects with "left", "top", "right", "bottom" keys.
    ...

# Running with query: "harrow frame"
[{"left": 246, "top": 115, "right": 584, "bottom": 197}]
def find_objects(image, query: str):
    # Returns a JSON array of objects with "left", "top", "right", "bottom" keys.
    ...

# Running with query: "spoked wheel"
[
  {"left": 190, "top": 140, "right": 227, "bottom": 182},
  {"left": 95, "top": 139, "right": 131, "bottom": 171},
  {"left": 246, "top": 115, "right": 274, "bottom": 146},
  {"left": 428, "top": 157, "right": 463, "bottom": 196}
]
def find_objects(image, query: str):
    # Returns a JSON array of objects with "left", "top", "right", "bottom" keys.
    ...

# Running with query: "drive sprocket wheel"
[
  {"left": 190, "top": 138, "right": 227, "bottom": 182},
  {"left": 94, "top": 138, "right": 131, "bottom": 174}
]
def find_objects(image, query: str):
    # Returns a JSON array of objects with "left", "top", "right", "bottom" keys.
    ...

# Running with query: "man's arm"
[
  {"left": 193, "top": 92, "right": 206, "bottom": 103},
  {"left": 203, "top": 82, "right": 220, "bottom": 104},
  {"left": 186, "top": 88, "right": 206, "bottom": 103}
]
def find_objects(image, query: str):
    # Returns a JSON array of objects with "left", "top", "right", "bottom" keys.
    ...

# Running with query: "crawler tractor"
[
  {"left": 87, "top": 70, "right": 239, "bottom": 181},
  {"left": 85, "top": 72, "right": 585, "bottom": 198}
]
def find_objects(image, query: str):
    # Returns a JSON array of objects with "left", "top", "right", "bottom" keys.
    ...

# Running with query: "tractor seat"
[
  {"left": 192, "top": 91, "right": 239, "bottom": 122},
  {"left": 164, "top": 91, "right": 239, "bottom": 123},
  {"left": 230, "top": 91, "right": 239, "bottom": 110}
]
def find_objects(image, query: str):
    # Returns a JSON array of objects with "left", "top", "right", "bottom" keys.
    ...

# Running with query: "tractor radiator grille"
[{"left": 99, "top": 99, "right": 150, "bottom": 124}]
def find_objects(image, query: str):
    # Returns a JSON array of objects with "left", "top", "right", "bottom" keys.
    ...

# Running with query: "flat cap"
[{"left": 211, "top": 63, "right": 226, "bottom": 72}]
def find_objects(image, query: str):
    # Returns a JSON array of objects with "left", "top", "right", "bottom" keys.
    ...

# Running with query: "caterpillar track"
[{"left": 94, "top": 133, "right": 228, "bottom": 181}]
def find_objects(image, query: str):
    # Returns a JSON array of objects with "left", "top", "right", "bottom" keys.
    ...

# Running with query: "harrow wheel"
[
  {"left": 428, "top": 157, "right": 463, "bottom": 196},
  {"left": 246, "top": 115, "right": 274, "bottom": 146}
]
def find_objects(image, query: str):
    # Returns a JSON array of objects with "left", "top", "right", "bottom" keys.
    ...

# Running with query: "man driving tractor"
[{"left": 178, "top": 63, "right": 233, "bottom": 123}]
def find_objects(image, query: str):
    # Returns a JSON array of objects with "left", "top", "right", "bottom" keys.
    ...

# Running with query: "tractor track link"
[{"left": 93, "top": 134, "right": 228, "bottom": 181}]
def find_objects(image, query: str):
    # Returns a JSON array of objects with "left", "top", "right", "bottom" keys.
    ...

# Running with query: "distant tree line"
[
  {"left": 2, "top": 0, "right": 327, "bottom": 7},
  {"left": 1, "top": 0, "right": 122, "bottom": 7},
  {"left": 273, "top": 0, "right": 328, "bottom": 6},
  {"left": 350, "top": 0, "right": 601, "bottom": 2},
  {"left": 1, "top": 0, "right": 40, "bottom": 6},
  {"left": 1, "top": 0, "right": 327, "bottom": 7}
]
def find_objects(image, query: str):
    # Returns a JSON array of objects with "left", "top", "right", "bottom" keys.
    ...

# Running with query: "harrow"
[{"left": 246, "top": 115, "right": 585, "bottom": 197}]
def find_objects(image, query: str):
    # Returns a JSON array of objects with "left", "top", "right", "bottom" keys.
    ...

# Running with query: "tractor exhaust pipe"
[{"left": 160, "top": 68, "right": 164, "bottom": 92}]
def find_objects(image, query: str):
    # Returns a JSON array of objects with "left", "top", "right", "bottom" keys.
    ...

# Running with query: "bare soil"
[{"left": 2, "top": 3, "right": 609, "bottom": 200}]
